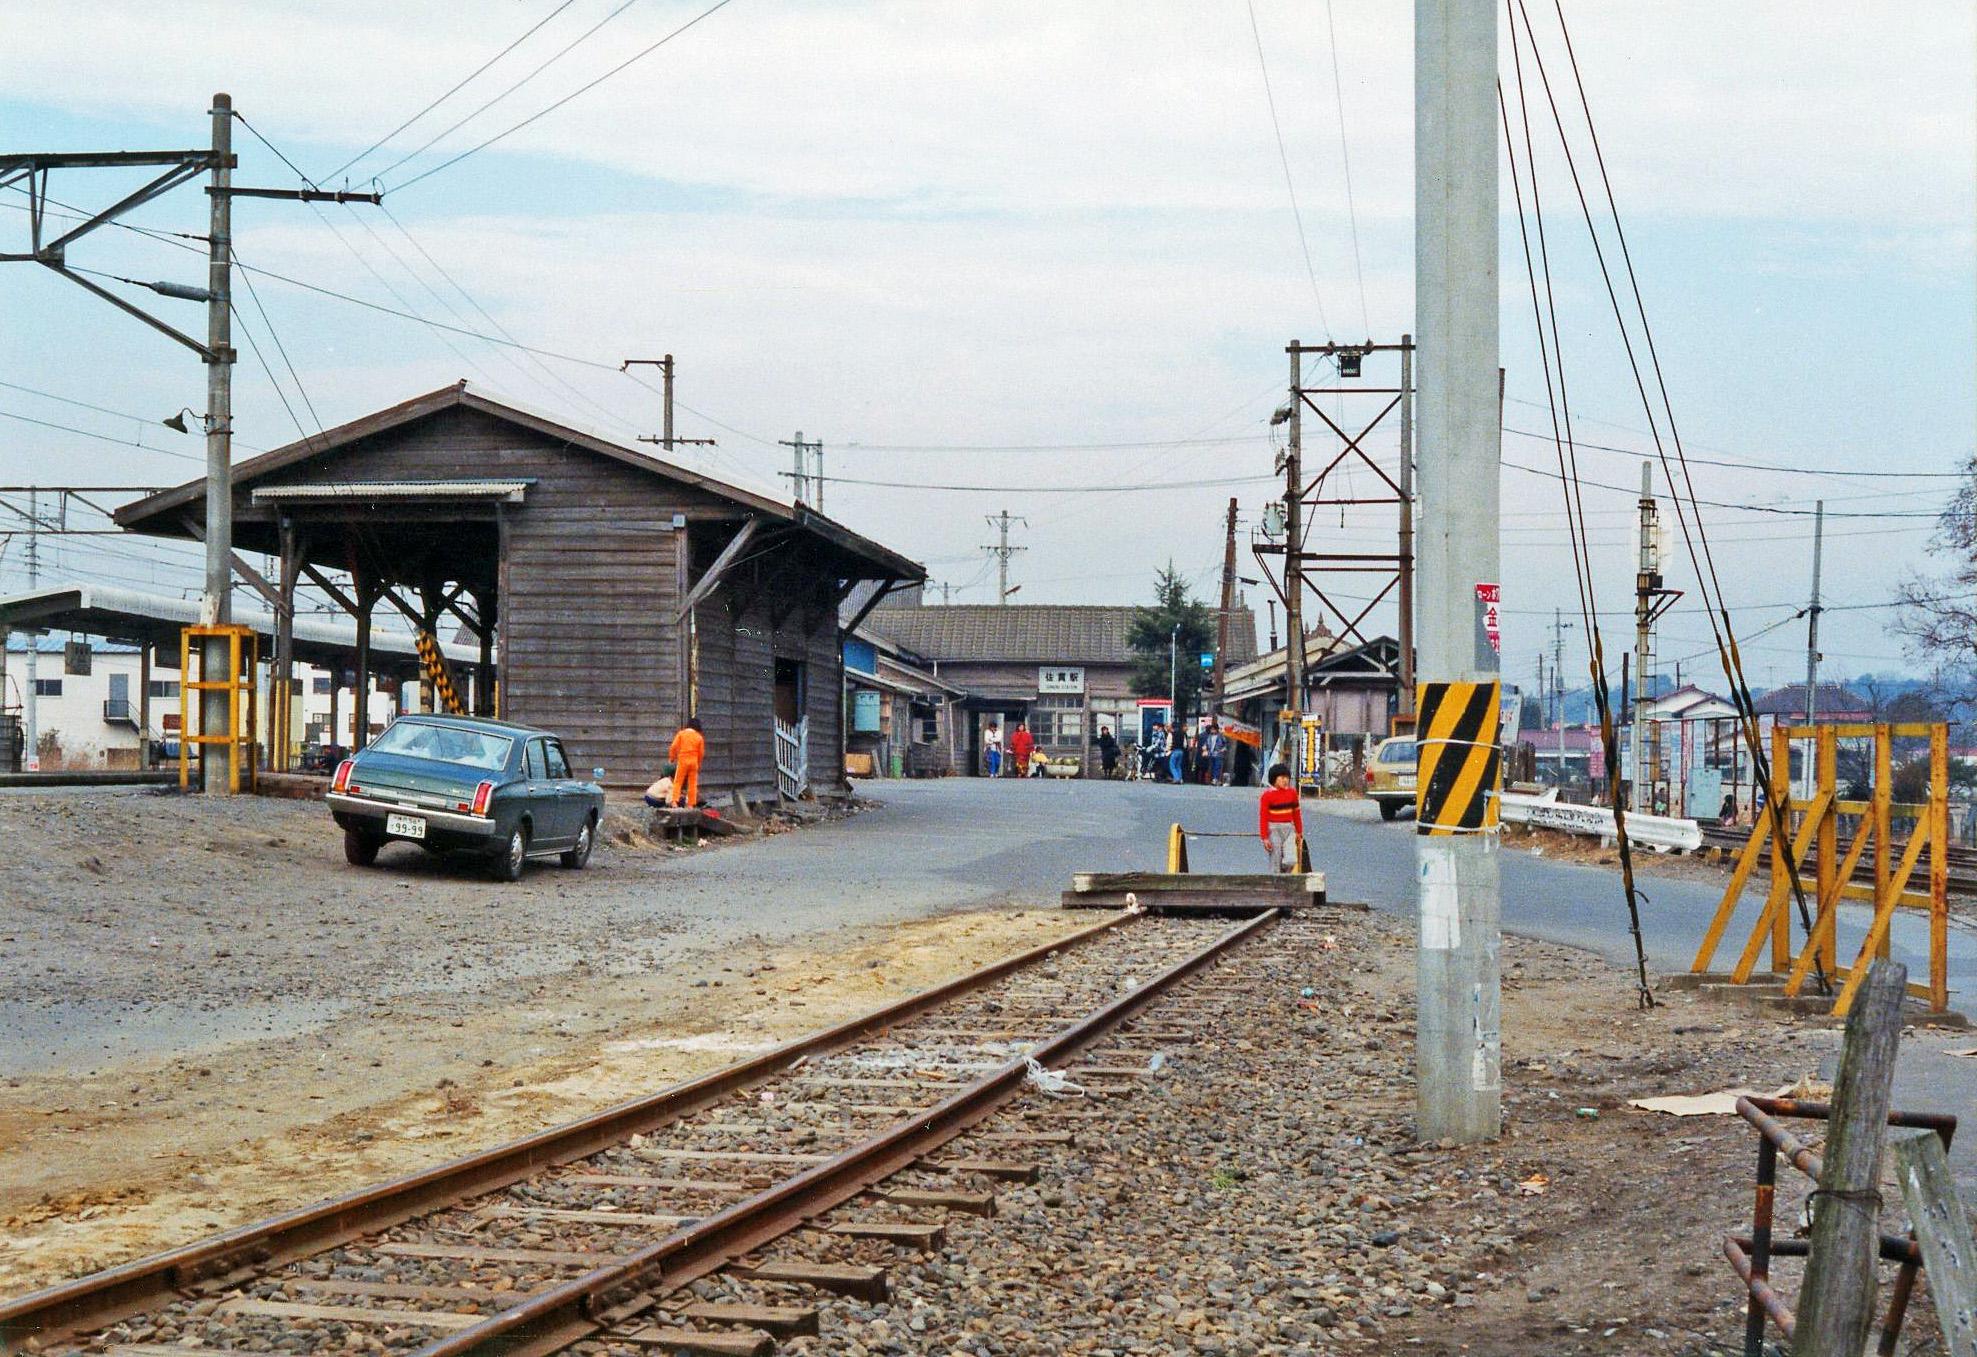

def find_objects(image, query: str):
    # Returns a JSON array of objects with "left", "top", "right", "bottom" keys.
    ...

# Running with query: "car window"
[
  {"left": 524, "top": 739, "right": 548, "bottom": 780},
  {"left": 544, "top": 741, "right": 570, "bottom": 779},
  {"left": 369, "top": 720, "right": 514, "bottom": 772},
  {"left": 1380, "top": 740, "right": 1418, "bottom": 765}
]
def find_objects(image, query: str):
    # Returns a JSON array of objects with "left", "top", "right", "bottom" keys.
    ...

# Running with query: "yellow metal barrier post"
[
  {"left": 179, "top": 624, "right": 258, "bottom": 794},
  {"left": 1167, "top": 824, "right": 1189, "bottom": 874},
  {"left": 1931, "top": 724, "right": 1949, "bottom": 1010}
]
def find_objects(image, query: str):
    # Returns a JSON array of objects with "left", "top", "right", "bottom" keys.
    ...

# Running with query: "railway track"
[
  {"left": 1, "top": 909, "right": 1288, "bottom": 1357},
  {"left": 1695, "top": 826, "right": 1977, "bottom": 898}
]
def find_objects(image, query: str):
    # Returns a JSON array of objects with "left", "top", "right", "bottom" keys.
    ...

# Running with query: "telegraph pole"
[
  {"left": 200, "top": 92, "right": 235, "bottom": 794},
  {"left": 1398, "top": 334, "right": 1416, "bottom": 720},
  {"left": 1414, "top": 0, "right": 1500, "bottom": 1144},
  {"left": 23, "top": 489, "right": 39, "bottom": 772},
  {"left": 1805, "top": 499, "right": 1825, "bottom": 724},
  {"left": 0, "top": 94, "right": 377, "bottom": 793},
  {"left": 982, "top": 511, "right": 1027, "bottom": 604},
  {"left": 1283, "top": 343, "right": 1306, "bottom": 757},
  {"left": 1212, "top": 497, "right": 1238, "bottom": 711},
  {"left": 1633, "top": 461, "right": 1656, "bottom": 809},
  {"left": 779, "top": 431, "right": 822, "bottom": 507},
  {"left": 621, "top": 355, "right": 717, "bottom": 454},
  {"left": 1550, "top": 608, "right": 1574, "bottom": 786}
]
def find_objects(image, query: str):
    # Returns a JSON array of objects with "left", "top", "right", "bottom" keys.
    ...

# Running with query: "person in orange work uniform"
[
  {"left": 668, "top": 718, "right": 705, "bottom": 808},
  {"left": 1258, "top": 762, "right": 1305, "bottom": 873}
]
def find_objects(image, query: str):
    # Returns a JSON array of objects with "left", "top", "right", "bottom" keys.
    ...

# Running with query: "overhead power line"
[
  {"left": 388, "top": 0, "right": 740, "bottom": 194},
  {"left": 1242, "top": 0, "right": 1333, "bottom": 340},
  {"left": 323, "top": 0, "right": 584, "bottom": 183}
]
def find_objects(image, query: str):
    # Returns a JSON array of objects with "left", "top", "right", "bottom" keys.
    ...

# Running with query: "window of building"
[
  {"left": 312, "top": 675, "right": 332, "bottom": 695},
  {"left": 147, "top": 680, "right": 180, "bottom": 699},
  {"left": 32, "top": 678, "right": 62, "bottom": 698}
]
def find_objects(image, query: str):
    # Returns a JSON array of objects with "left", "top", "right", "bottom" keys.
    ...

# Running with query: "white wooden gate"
[{"left": 774, "top": 715, "right": 809, "bottom": 800}]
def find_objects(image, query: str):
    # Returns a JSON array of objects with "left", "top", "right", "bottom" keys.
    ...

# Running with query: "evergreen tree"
[{"left": 1128, "top": 565, "right": 1216, "bottom": 723}]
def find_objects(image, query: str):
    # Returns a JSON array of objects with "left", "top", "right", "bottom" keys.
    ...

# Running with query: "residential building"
[
  {"left": 842, "top": 625, "right": 964, "bottom": 778},
  {"left": 863, "top": 602, "right": 1260, "bottom": 776}
]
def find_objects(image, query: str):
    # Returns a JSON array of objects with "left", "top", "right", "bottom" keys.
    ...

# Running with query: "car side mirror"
[{"left": 593, "top": 767, "right": 605, "bottom": 782}]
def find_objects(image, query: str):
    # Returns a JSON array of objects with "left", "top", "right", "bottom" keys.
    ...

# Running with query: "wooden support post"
[
  {"left": 474, "top": 590, "right": 494, "bottom": 717},
  {"left": 1772, "top": 723, "right": 1793, "bottom": 972},
  {"left": 1875, "top": 724, "right": 1893, "bottom": 961},
  {"left": 138, "top": 640, "right": 152, "bottom": 769},
  {"left": 353, "top": 580, "right": 374, "bottom": 750},
  {"left": 1932, "top": 724, "right": 1950, "bottom": 1011},
  {"left": 274, "top": 517, "right": 297, "bottom": 771},
  {"left": 1893, "top": 1127, "right": 1977, "bottom": 1356},
  {"left": 1794, "top": 959, "right": 1907, "bottom": 1357}
]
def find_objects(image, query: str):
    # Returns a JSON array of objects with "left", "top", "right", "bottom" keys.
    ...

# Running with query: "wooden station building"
[{"left": 113, "top": 382, "right": 923, "bottom": 801}]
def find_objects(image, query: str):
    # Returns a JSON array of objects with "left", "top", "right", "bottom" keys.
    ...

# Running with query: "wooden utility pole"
[
  {"left": 1795, "top": 960, "right": 1906, "bottom": 1356},
  {"left": 1212, "top": 497, "right": 1238, "bottom": 712},
  {"left": 780, "top": 432, "right": 823, "bottom": 507},
  {"left": 622, "top": 355, "right": 717, "bottom": 454}
]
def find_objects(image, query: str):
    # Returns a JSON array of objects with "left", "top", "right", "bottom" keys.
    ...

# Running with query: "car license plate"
[
  {"left": 1398, "top": 776, "right": 1416, "bottom": 789},
  {"left": 386, "top": 812, "right": 427, "bottom": 840}
]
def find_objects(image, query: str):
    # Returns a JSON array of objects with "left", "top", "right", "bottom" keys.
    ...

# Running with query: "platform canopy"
[{"left": 0, "top": 583, "right": 469, "bottom": 677}]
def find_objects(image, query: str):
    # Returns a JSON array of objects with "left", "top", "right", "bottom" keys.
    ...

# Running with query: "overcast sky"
[{"left": 1, "top": 1, "right": 1971, "bottom": 696}]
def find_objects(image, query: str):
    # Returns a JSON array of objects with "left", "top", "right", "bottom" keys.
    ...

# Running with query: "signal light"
[{"left": 331, "top": 759, "right": 355, "bottom": 793}]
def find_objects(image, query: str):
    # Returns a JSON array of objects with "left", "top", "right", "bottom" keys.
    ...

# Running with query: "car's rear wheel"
[
  {"left": 560, "top": 816, "right": 595, "bottom": 870},
  {"left": 494, "top": 823, "right": 529, "bottom": 882},
  {"left": 1378, "top": 799, "right": 1403, "bottom": 821},
  {"left": 344, "top": 827, "right": 383, "bottom": 865}
]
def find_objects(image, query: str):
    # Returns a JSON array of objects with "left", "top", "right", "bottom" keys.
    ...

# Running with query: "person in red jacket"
[
  {"left": 1007, "top": 722, "right": 1036, "bottom": 778},
  {"left": 1258, "top": 762, "right": 1304, "bottom": 872}
]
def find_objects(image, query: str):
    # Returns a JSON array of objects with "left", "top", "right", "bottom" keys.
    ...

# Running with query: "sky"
[{"left": 0, "top": 0, "right": 1971, "bottom": 699}]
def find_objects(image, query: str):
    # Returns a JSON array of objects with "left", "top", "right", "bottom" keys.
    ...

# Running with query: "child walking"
[{"left": 1258, "top": 762, "right": 1304, "bottom": 873}]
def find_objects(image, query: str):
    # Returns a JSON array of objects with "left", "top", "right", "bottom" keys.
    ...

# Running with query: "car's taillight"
[
  {"left": 471, "top": 781, "right": 495, "bottom": 817},
  {"left": 1364, "top": 767, "right": 1375, "bottom": 786},
  {"left": 331, "top": 759, "right": 355, "bottom": 793}
]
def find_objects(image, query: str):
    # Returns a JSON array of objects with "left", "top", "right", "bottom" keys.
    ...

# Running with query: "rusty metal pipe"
[{"left": 1725, "top": 1236, "right": 1795, "bottom": 1339}]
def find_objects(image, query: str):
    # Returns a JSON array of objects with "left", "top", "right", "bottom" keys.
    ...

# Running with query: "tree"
[
  {"left": 1898, "top": 458, "right": 1977, "bottom": 700},
  {"left": 1129, "top": 564, "right": 1215, "bottom": 723}
]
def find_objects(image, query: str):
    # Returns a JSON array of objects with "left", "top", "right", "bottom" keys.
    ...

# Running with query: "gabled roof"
[
  {"left": 1751, "top": 682, "right": 1873, "bottom": 716},
  {"left": 113, "top": 381, "right": 922, "bottom": 582},
  {"left": 863, "top": 603, "right": 1260, "bottom": 667}
]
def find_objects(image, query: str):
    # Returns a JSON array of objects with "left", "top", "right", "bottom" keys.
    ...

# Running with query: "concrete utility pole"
[
  {"left": 621, "top": 355, "right": 717, "bottom": 454},
  {"left": 1283, "top": 343, "right": 1306, "bottom": 756},
  {"left": 1414, "top": 0, "right": 1501, "bottom": 1145},
  {"left": 1550, "top": 608, "right": 1575, "bottom": 785},
  {"left": 1633, "top": 460, "right": 1657, "bottom": 809},
  {"left": 0, "top": 95, "right": 377, "bottom": 792},
  {"left": 200, "top": 92, "right": 235, "bottom": 794},
  {"left": 982, "top": 510, "right": 1027, "bottom": 604},
  {"left": 779, "top": 431, "right": 822, "bottom": 507},
  {"left": 1213, "top": 497, "right": 1238, "bottom": 712},
  {"left": 1805, "top": 499, "right": 1825, "bottom": 725},
  {"left": 1398, "top": 334, "right": 1416, "bottom": 719},
  {"left": 24, "top": 488, "right": 39, "bottom": 771}
]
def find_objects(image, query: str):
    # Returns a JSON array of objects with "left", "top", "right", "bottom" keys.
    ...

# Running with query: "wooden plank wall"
[{"left": 253, "top": 406, "right": 725, "bottom": 783}]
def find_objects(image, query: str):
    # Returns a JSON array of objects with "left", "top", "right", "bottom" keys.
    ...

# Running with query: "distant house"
[
  {"left": 842, "top": 625, "right": 964, "bottom": 778},
  {"left": 1222, "top": 630, "right": 1391, "bottom": 778},
  {"left": 1751, "top": 682, "right": 1874, "bottom": 723},
  {"left": 863, "top": 602, "right": 1260, "bottom": 776},
  {"left": 1637, "top": 683, "right": 1737, "bottom": 723}
]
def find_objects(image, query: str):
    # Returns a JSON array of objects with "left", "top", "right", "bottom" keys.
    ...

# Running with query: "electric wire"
[
  {"left": 1242, "top": 0, "right": 1333, "bottom": 339},
  {"left": 322, "top": 0, "right": 584, "bottom": 183},
  {"left": 1514, "top": 0, "right": 1825, "bottom": 991},
  {"left": 370, "top": 0, "right": 649, "bottom": 187},
  {"left": 1320, "top": 0, "right": 1370, "bottom": 336},
  {"left": 387, "top": 0, "right": 739, "bottom": 194},
  {"left": 1500, "top": 9, "right": 1655, "bottom": 1009}
]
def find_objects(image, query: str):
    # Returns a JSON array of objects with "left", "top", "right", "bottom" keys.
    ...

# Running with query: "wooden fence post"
[
  {"left": 1795, "top": 959, "right": 1907, "bottom": 1356},
  {"left": 1893, "top": 1127, "right": 1977, "bottom": 1357}
]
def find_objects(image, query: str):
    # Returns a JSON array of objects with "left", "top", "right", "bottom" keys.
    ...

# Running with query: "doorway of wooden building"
[{"left": 773, "top": 657, "right": 805, "bottom": 724}]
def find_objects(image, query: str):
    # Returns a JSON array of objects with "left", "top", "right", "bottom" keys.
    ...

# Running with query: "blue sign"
[{"left": 1199, "top": 652, "right": 1214, "bottom": 669}]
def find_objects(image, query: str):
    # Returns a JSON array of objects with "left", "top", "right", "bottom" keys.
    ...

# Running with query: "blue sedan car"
[{"left": 326, "top": 714, "right": 606, "bottom": 881}]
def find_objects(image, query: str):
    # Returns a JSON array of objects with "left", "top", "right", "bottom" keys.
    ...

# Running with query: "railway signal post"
[{"left": 1413, "top": 0, "right": 1502, "bottom": 1143}]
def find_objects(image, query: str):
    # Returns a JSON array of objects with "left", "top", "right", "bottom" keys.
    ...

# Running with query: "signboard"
[
  {"left": 1475, "top": 583, "right": 1501, "bottom": 657},
  {"left": 1498, "top": 684, "right": 1521, "bottom": 748},
  {"left": 1218, "top": 714, "right": 1263, "bottom": 749},
  {"left": 1199, "top": 652, "right": 1214, "bottom": 670},
  {"left": 850, "top": 688, "right": 882, "bottom": 734},
  {"left": 1038, "top": 666, "right": 1085, "bottom": 694}
]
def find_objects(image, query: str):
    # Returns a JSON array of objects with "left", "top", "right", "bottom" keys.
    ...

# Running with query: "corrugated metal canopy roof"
[{"left": 864, "top": 604, "right": 1260, "bottom": 666}]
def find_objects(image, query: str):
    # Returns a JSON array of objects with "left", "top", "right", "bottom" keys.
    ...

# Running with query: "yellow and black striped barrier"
[
  {"left": 414, "top": 630, "right": 467, "bottom": 716},
  {"left": 1415, "top": 679, "right": 1501, "bottom": 837}
]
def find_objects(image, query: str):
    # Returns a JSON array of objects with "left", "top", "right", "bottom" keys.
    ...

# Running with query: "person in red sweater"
[
  {"left": 1007, "top": 722, "right": 1036, "bottom": 778},
  {"left": 1258, "top": 762, "right": 1305, "bottom": 872}
]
